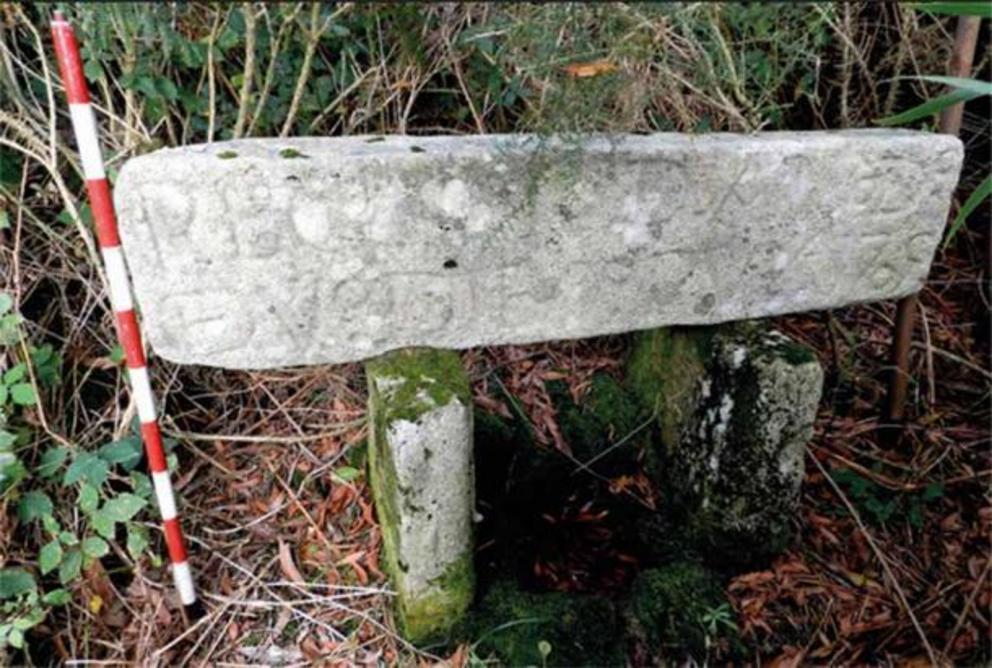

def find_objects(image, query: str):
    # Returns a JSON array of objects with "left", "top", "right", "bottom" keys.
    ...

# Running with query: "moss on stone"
[
  {"left": 550, "top": 373, "right": 651, "bottom": 476},
  {"left": 278, "top": 147, "right": 308, "bottom": 158},
  {"left": 460, "top": 579, "right": 623, "bottom": 667},
  {"left": 626, "top": 327, "right": 716, "bottom": 456},
  {"left": 366, "top": 347, "right": 470, "bottom": 424},
  {"left": 627, "top": 562, "right": 739, "bottom": 662},
  {"left": 398, "top": 552, "right": 475, "bottom": 644},
  {"left": 216, "top": 150, "right": 238, "bottom": 159}
]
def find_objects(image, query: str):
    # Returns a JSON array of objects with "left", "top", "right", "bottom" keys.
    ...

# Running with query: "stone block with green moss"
[
  {"left": 627, "top": 326, "right": 716, "bottom": 455},
  {"left": 627, "top": 561, "right": 741, "bottom": 662},
  {"left": 628, "top": 324, "right": 823, "bottom": 563},
  {"left": 460, "top": 580, "right": 624, "bottom": 667},
  {"left": 366, "top": 348, "right": 475, "bottom": 643}
]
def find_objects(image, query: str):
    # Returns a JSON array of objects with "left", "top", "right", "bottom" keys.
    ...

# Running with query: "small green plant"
[
  {"left": 537, "top": 639, "right": 553, "bottom": 667},
  {"left": 700, "top": 602, "right": 738, "bottom": 648},
  {"left": 831, "top": 468, "right": 945, "bottom": 528},
  {"left": 0, "top": 291, "right": 166, "bottom": 650}
]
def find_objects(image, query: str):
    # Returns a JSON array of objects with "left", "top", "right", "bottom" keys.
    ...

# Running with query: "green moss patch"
[
  {"left": 366, "top": 347, "right": 470, "bottom": 424},
  {"left": 459, "top": 579, "right": 623, "bottom": 667},
  {"left": 549, "top": 373, "right": 653, "bottom": 477},
  {"left": 278, "top": 147, "right": 308, "bottom": 159},
  {"left": 399, "top": 553, "right": 474, "bottom": 644},
  {"left": 628, "top": 562, "right": 740, "bottom": 662},
  {"left": 627, "top": 326, "right": 715, "bottom": 455}
]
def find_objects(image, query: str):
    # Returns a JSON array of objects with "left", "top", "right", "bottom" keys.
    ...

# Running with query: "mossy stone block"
[
  {"left": 627, "top": 326, "right": 716, "bottom": 455},
  {"left": 627, "top": 562, "right": 739, "bottom": 662},
  {"left": 462, "top": 580, "right": 624, "bottom": 667},
  {"left": 675, "top": 329, "right": 823, "bottom": 563},
  {"left": 366, "top": 348, "right": 474, "bottom": 643}
]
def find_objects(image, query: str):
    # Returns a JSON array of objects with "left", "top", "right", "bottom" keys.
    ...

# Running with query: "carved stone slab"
[{"left": 114, "top": 131, "right": 961, "bottom": 369}]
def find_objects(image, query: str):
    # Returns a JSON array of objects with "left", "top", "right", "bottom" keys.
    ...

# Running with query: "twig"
[
  {"left": 247, "top": 4, "right": 302, "bottom": 136},
  {"left": 162, "top": 418, "right": 365, "bottom": 444},
  {"left": 232, "top": 3, "right": 257, "bottom": 138},
  {"left": 811, "top": 451, "right": 940, "bottom": 665},
  {"left": 206, "top": 9, "right": 225, "bottom": 142},
  {"left": 942, "top": 557, "right": 991, "bottom": 657},
  {"left": 280, "top": 4, "right": 351, "bottom": 137}
]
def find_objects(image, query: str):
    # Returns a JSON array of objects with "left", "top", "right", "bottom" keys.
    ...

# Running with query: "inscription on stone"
[{"left": 114, "top": 131, "right": 962, "bottom": 369}]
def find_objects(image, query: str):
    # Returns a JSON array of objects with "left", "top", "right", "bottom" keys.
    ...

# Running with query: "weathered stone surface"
[
  {"left": 365, "top": 348, "right": 474, "bottom": 642},
  {"left": 634, "top": 325, "right": 823, "bottom": 562},
  {"left": 115, "top": 131, "right": 961, "bottom": 369}
]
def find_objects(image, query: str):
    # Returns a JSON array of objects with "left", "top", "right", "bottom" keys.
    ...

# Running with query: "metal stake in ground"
[
  {"left": 50, "top": 11, "right": 197, "bottom": 607},
  {"left": 885, "top": 14, "right": 981, "bottom": 425}
]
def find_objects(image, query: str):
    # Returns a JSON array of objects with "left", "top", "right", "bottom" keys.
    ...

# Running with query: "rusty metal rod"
[{"left": 885, "top": 14, "right": 981, "bottom": 423}]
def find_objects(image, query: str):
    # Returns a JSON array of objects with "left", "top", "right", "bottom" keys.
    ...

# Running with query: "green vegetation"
[
  {"left": 460, "top": 579, "right": 623, "bottom": 667},
  {"left": 0, "top": 292, "right": 163, "bottom": 649},
  {"left": 549, "top": 373, "right": 653, "bottom": 477},
  {"left": 628, "top": 562, "right": 740, "bottom": 662},
  {"left": 832, "top": 468, "right": 945, "bottom": 528},
  {"left": 627, "top": 327, "right": 715, "bottom": 456}
]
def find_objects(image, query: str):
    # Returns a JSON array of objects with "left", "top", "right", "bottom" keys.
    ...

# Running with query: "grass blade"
[
  {"left": 911, "top": 2, "right": 992, "bottom": 18},
  {"left": 944, "top": 173, "right": 991, "bottom": 249},
  {"left": 876, "top": 88, "right": 979, "bottom": 126},
  {"left": 917, "top": 75, "right": 992, "bottom": 97}
]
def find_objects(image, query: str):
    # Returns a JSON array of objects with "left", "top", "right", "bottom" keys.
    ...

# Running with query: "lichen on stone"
[
  {"left": 673, "top": 327, "right": 823, "bottom": 564},
  {"left": 627, "top": 324, "right": 823, "bottom": 565}
]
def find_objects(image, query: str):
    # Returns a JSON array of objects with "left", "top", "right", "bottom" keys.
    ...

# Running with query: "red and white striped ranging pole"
[{"left": 50, "top": 11, "right": 197, "bottom": 607}]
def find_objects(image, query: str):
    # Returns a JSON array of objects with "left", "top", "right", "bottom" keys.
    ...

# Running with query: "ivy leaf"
[
  {"left": 41, "top": 515, "right": 60, "bottom": 534},
  {"left": 2, "top": 364, "right": 25, "bottom": 384},
  {"left": 37, "top": 447, "right": 69, "bottom": 478},
  {"left": 0, "top": 450, "right": 26, "bottom": 494},
  {"left": 39, "top": 540, "right": 63, "bottom": 575},
  {"left": 100, "top": 493, "right": 147, "bottom": 522},
  {"left": 17, "top": 490, "right": 53, "bottom": 522},
  {"left": 10, "top": 383, "right": 37, "bottom": 406},
  {"left": 63, "top": 452, "right": 109, "bottom": 487},
  {"left": 126, "top": 524, "right": 150, "bottom": 560},
  {"left": 0, "top": 293, "right": 11, "bottom": 315},
  {"left": 78, "top": 484, "right": 99, "bottom": 515},
  {"left": 58, "top": 549, "right": 82, "bottom": 585},
  {"left": 91, "top": 512, "right": 115, "bottom": 540},
  {"left": 332, "top": 466, "right": 361, "bottom": 483},
  {"left": 0, "top": 569, "right": 36, "bottom": 599},
  {"left": 42, "top": 589, "right": 71, "bottom": 606},
  {"left": 98, "top": 436, "right": 143, "bottom": 470},
  {"left": 81, "top": 536, "right": 109, "bottom": 559},
  {"left": 129, "top": 472, "right": 152, "bottom": 498}
]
